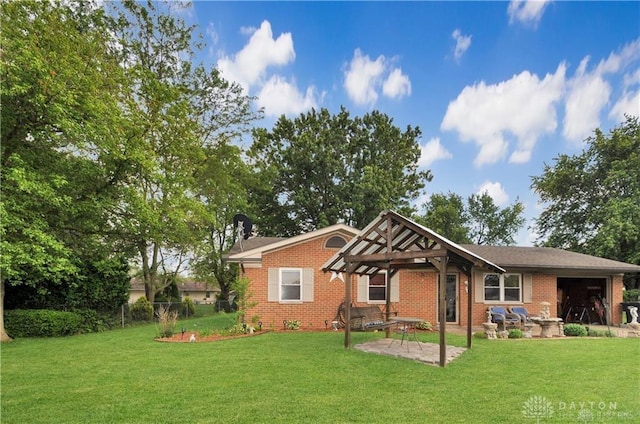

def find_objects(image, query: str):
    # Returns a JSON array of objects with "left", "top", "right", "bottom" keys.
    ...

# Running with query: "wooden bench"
[{"left": 349, "top": 305, "right": 395, "bottom": 331}]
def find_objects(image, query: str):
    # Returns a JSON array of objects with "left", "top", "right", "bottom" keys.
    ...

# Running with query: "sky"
[{"left": 180, "top": 0, "right": 639, "bottom": 245}]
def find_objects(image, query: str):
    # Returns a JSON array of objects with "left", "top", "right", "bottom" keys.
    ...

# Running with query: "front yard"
[{"left": 1, "top": 314, "right": 638, "bottom": 423}]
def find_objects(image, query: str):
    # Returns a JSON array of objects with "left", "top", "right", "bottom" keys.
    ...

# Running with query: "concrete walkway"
[{"left": 354, "top": 338, "right": 467, "bottom": 366}]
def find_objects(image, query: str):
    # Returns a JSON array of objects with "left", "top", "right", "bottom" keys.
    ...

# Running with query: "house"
[
  {"left": 129, "top": 279, "right": 220, "bottom": 304},
  {"left": 225, "top": 211, "right": 640, "bottom": 330}
]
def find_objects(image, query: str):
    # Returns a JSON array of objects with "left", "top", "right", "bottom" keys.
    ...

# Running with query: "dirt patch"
[{"left": 155, "top": 330, "right": 272, "bottom": 343}]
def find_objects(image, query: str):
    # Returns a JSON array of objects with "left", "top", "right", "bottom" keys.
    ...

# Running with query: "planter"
[{"left": 621, "top": 302, "right": 640, "bottom": 323}]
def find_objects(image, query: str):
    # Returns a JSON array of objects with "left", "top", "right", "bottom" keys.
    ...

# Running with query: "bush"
[
  {"left": 508, "top": 329, "right": 524, "bottom": 338},
  {"left": 564, "top": 323, "right": 588, "bottom": 337},
  {"left": 587, "top": 328, "right": 616, "bottom": 337},
  {"left": 623, "top": 289, "right": 640, "bottom": 302},
  {"left": 131, "top": 296, "right": 153, "bottom": 321},
  {"left": 416, "top": 321, "right": 432, "bottom": 330},
  {"left": 181, "top": 297, "right": 195, "bottom": 318},
  {"left": 4, "top": 309, "right": 84, "bottom": 337}
]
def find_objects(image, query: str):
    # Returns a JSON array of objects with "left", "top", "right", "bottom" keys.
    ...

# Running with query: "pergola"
[{"left": 322, "top": 210, "right": 504, "bottom": 367}]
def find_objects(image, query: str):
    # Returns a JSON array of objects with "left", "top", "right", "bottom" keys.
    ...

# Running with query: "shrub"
[
  {"left": 416, "top": 321, "right": 433, "bottom": 330},
  {"left": 181, "top": 297, "right": 195, "bottom": 318},
  {"left": 155, "top": 304, "right": 178, "bottom": 338},
  {"left": 131, "top": 296, "right": 153, "bottom": 321},
  {"left": 564, "top": 323, "right": 588, "bottom": 337},
  {"left": 587, "top": 328, "right": 616, "bottom": 337},
  {"left": 623, "top": 289, "right": 640, "bottom": 302},
  {"left": 285, "top": 319, "right": 300, "bottom": 330},
  {"left": 4, "top": 309, "right": 84, "bottom": 337},
  {"left": 508, "top": 329, "right": 524, "bottom": 339}
]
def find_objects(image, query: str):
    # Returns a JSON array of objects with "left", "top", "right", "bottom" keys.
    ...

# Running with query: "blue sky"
[{"left": 181, "top": 1, "right": 639, "bottom": 245}]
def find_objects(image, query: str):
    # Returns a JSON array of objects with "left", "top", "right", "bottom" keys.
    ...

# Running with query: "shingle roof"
[
  {"left": 226, "top": 237, "right": 285, "bottom": 255},
  {"left": 462, "top": 245, "right": 640, "bottom": 273}
]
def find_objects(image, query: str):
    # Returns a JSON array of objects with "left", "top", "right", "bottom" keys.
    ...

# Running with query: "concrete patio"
[{"left": 354, "top": 338, "right": 467, "bottom": 366}]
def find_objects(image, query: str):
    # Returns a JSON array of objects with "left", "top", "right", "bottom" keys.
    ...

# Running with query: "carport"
[{"left": 322, "top": 210, "right": 504, "bottom": 367}]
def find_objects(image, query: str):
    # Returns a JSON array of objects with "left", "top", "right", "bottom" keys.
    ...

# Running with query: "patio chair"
[
  {"left": 489, "top": 306, "right": 522, "bottom": 331},
  {"left": 508, "top": 306, "right": 538, "bottom": 324}
]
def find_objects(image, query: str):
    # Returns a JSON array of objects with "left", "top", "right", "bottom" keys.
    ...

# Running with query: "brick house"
[{"left": 225, "top": 212, "right": 640, "bottom": 330}]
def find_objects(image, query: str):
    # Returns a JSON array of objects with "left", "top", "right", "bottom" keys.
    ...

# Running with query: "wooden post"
[
  {"left": 466, "top": 267, "right": 473, "bottom": 349},
  {"left": 385, "top": 266, "right": 392, "bottom": 338},
  {"left": 438, "top": 255, "right": 449, "bottom": 367},
  {"left": 344, "top": 263, "right": 352, "bottom": 349}
]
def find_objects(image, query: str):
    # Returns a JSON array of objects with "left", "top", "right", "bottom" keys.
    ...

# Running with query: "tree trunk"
[{"left": 1, "top": 280, "right": 14, "bottom": 342}]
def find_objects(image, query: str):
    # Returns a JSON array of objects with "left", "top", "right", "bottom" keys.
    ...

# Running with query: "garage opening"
[{"left": 557, "top": 277, "right": 608, "bottom": 325}]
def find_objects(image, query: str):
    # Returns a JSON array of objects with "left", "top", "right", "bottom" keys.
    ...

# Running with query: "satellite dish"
[{"left": 233, "top": 213, "right": 253, "bottom": 242}]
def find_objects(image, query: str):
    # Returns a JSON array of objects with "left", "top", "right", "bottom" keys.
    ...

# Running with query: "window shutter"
[
  {"left": 357, "top": 275, "right": 368, "bottom": 303},
  {"left": 268, "top": 268, "right": 279, "bottom": 302},
  {"left": 474, "top": 272, "right": 484, "bottom": 303},
  {"left": 522, "top": 274, "right": 533, "bottom": 303},
  {"left": 390, "top": 273, "right": 399, "bottom": 302},
  {"left": 302, "top": 268, "right": 314, "bottom": 302}
]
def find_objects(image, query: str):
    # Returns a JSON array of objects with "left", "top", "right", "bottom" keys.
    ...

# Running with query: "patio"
[{"left": 355, "top": 339, "right": 467, "bottom": 365}]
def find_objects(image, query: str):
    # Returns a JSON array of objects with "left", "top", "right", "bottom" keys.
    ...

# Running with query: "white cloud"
[
  {"left": 441, "top": 64, "right": 565, "bottom": 166},
  {"left": 563, "top": 57, "right": 611, "bottom": 142},
  {"left": 344, "top": 49, "right": 386, "bottom": 106},
  {"left": 563, "top": 39, "right": 640, "bottom": 142},
  {"left": 610, "top": 90, "right": 640, "bottom": 123},
  {"left": 382, "top": 68, "right": 412, "bottom": 99},
  {"left": 344, "top": 49, "right": 412, "bottom": 106},
  {"left": 206, "top": 22, "right": 219, "bottom": 46},
  {"left": 452, "top": 29, "right": 472, "bottom": 62},
  {"left": 256, "top": 75, "right": 322, "bottom": 117},
  {"left": 507, "top": 0, "right": 552, "bottom": 26},
  {"left": 477, "top": 181, "right": 509, "bottom": 206},
  {"left": 418, "top": 137, "right": 452, "bottom": 168},
  {"left": 217, "top": 20, "right": 295, "bottom": 92}
]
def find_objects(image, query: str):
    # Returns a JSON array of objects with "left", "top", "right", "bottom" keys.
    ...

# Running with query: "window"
[
  {"left": 325, "top": 236, "right": 347, "bottom": 248},
  {"left": 484, "top": 273, "right": 521, "bottom": 302},
  {"left": 280, "top": 268, "right": 302, "bottom": 301},
  {"left": 368, "top": 273, "right": 387, "bottom": 302}
]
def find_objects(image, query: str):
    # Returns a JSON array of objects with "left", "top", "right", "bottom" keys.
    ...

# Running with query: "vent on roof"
[{"left": 325, "top": 235, "right": 347, "bottom": 249}]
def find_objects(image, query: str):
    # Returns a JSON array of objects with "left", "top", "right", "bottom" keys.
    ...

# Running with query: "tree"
[
  {"left": 108, "top": 1, "right": 257, "bottom": 302},
  {"left": 415, "top": 192, "right": 470, "bottom": 244},
  {"left": 248, "top": 107, "right": 432, "bottom": 236},
  {"left": 467, "top": 192, "right": 525, "bottom": 245},
  {"left": 532, "top": 115, "right": 640, "bottom": 288},
  {"left": 0, "top": 0, "right": 127, "bottom": 341},
  {"left": 416, "top": 192, "right": 525, "bottom": 245}
]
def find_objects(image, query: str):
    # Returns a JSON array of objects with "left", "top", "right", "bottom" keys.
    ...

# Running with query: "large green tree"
[
  {"left": 416, "top": 192, "right": 525, "bottom": 245},
  {"left": 532, "top": 115, "right": 640, "bottom": 288},
  {"left": 108, "top": 1, "right": 257, "bottom": 302},
  {"left": 248, "top": 107, "right": 432, "bottom": 236},
  {"left": 415, "top": 192, "right": 470, "bottom": 244},
  {"left": 0, "top": 0, "right": 127, "bottom": 341}
]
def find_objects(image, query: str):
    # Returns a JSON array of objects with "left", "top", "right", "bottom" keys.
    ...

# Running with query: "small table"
[
  {"left": 531, "top": 317, "right": 564, "bottom": 338},
  {"left": 390, "top": 317, "right": 423, "bottom": 350}
]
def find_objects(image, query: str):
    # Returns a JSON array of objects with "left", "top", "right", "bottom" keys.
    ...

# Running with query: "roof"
[
  {"left": 462, "top": 245, "right": 640, "bottom": 274},
  {"left": 224, "top": 223, "right": 359, "bottom": 263},
  {"left": 130, "top": 279, "right": 219, "bottom": 292},
  {"left": 322, "top": 210, "right": 505, "bottom": 275}
]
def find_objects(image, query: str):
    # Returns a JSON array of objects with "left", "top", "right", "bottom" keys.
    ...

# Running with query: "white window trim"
[
  {"left": 368, "top": 273, "right": 387, "bottom": 304},
  {"left": 483, "top": 273, "right": 522, "bottom": 303},
  {"left": 280, "top": 268, "right": 303, "bottom": 303}
]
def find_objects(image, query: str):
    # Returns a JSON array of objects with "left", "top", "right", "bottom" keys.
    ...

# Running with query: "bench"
[{"left": 349, "top": 305, "right": 395, "bottom": 331}]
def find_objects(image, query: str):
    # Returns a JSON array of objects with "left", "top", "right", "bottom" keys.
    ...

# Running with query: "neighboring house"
[
  {"left": 129, "top": 279, "right": 220, "bottom": 304},
  {"left": 225, "top": 216, "right": 640, "bottom": 329}
]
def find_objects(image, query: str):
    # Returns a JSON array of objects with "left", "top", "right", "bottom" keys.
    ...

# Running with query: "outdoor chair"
[
  {"left": 489, "top": 306, "right": 522, "bottom": 331},
  {"left": 508, "top": 306, "right": 537, "bottom": 324}
]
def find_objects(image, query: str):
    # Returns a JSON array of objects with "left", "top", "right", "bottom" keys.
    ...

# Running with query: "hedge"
[{"left": 4, "top": 309, "right": 84, "bottom": 337}]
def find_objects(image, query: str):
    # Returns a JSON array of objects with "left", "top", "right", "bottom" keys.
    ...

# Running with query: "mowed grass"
[{"left": 2, "top": 315, "right": 639, "bottom": 423}]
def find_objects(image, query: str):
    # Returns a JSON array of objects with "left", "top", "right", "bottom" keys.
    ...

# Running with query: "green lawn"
[{"left": 1, "top": 315, "right": 639, "bottom": 423}]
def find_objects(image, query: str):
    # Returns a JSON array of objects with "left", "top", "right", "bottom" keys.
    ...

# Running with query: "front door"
[{"left": 438, "top": 274, "right": 458, "bottom": 323}]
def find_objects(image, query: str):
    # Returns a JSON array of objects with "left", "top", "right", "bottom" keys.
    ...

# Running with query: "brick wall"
[{"left": 238, "top": 233, "right": 625, "bottom": 328}]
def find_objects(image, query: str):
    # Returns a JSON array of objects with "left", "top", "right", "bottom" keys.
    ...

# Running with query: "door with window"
[{"left": 438, "top": 274, "right": 458, "bottom": 323}]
